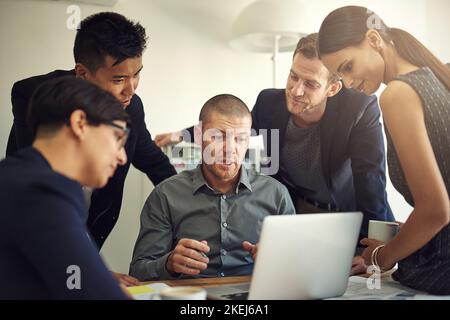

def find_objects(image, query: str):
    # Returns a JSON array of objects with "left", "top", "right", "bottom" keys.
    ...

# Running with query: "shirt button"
[
  {"left": 222, "top": 222, "right": 228, "bottom": 228},
  {"left": 221, "top": 249, "right": 227, "bottom": 256}
]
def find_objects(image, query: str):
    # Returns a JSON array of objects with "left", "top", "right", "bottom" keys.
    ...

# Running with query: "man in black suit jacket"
[
  {"left": 6, "top": 12, "right": 177, "bottom": 278},
  {"left": 155, "top": 34, "right": 394, "bottom": 256}
]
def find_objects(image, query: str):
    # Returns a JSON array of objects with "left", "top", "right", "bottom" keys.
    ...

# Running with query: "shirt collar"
[
  {"left": 192, "top": 164, "right": 253, "bottom": 195},
  {"left": 237, "top": 165, "right": 252, "bottom": 192}
]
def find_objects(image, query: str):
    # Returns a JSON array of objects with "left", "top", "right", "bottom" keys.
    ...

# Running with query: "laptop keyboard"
[{"left": 221, "top": 292, "right": 249, "bottom": 300}]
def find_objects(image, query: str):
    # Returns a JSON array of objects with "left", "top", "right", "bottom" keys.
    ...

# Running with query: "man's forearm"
[{"left": 129, "top": 252, "right": 178, "bottom": 281}]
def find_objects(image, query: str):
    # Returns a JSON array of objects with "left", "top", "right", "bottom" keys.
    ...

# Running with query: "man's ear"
[
  {"left": 194, "top": 123, "right": 203, "bottom": 146},
  {"left": 68, "top": 110, "right": 88, "bottom": 141},
  {"left": 74, "top": 63, "right": 90, "bottom": 80},
  {"left": 366, "top": 29, "right": 384, "bottom": 51},
  {"left": 327, "top": 80, "right": 343, "bottom": 98}
]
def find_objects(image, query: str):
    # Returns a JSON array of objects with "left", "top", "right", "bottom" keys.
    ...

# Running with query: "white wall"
[{"left": 0, "top": 0, "right": 448, "bottom": 273}]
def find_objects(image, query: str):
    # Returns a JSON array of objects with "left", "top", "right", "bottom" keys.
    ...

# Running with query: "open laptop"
[{"left": 206, "top": 212, "right": 362, "bottom": 300}]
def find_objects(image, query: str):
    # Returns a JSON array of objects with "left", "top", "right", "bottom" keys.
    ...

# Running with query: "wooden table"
[
  {"left": 143, "top": 275, "right": 251, "bottom": 288},
  {"left": 141, "top": 271, "right": 378, "bottom": 289}
]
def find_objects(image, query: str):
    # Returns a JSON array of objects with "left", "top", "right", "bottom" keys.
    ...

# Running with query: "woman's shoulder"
[{"left": 380, "top": 79, "right": 420, "bottom": 109}]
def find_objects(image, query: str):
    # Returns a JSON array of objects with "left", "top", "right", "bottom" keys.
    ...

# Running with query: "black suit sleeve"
[
  {"left": 131, "top": 99, "right": 177, "bottom": 185},
  {"left": 6, "top": 126, "right": 16, "bottom": 157},
  {"left": 8, "top": 83, "right": 34, "bottom": 155},
  {"left": 7, "top": 70, "right": 77, "bottom": 156},
  {"left": 349, "top": 95, "right": 394, "bottom": 237},
  {"left": 251, "top": 90, "right": 266, "bottom": 133}
]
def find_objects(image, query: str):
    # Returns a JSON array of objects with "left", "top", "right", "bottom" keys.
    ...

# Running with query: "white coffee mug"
[
  {"left": 159, "top": 286, "right": 207, "bottom": 300},
  {"left": 368, "top": 220, "right": 400, "bottom": 243}
]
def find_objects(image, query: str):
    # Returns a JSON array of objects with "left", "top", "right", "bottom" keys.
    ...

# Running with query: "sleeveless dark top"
[{"left": 386, "top": 67, "right": 450, "bottom": 295}]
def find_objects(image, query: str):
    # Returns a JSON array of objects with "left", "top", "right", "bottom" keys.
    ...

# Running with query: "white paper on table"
[{"left": 327, "top": 275, "right": 450, "bottom": 300}]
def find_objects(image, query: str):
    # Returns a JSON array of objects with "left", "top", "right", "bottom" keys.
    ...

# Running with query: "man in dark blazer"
[
  {"left": 5, "top": 12, "right": 177, "bottom": 272},
  {"left": 155, "top": 34, "right": 394, "bottom": 251}
]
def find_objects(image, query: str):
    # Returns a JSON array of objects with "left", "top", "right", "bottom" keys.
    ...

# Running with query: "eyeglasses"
[
  {"left": 105, "top": 121, "right": 130, "bottom": 149},
  {"left": 65, "top": 119, "right": 130, "bottom": 149}
]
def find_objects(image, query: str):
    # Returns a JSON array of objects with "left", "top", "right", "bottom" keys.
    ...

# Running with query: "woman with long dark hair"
[{"left": 317, "top": 6, "right": 450, "bottom": 294}]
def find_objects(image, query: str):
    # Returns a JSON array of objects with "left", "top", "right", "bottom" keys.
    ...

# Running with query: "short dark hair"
[
  {"left": 199, "top": 94, "right": 251, "bottom": 124},
  {"left": 293, "top": 33, "right": 340, "bottom": 84},
  {"left": 27, "top": 77, "right": 130, "bottom": 136},
  {"left": 73, "top": 12, "right": 147, "bottom": 72}
]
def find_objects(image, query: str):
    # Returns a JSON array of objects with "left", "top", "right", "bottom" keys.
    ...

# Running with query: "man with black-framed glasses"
[{"left": 0, "top": 77, "right": 131, "bottom": 299}]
